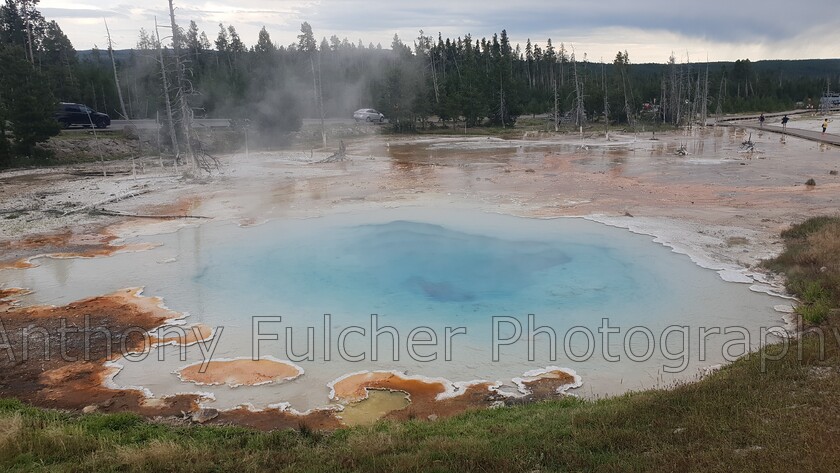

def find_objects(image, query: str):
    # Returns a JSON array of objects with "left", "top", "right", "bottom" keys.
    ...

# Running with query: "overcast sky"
[{"left": 40, "top": 0, "right": 840, "bottom": 63}]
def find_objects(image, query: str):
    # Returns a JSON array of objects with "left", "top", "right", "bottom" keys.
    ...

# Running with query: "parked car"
[
  {"left": 353, "top": 108, "right": 385, "bottom": 123},
  {"left": 54, "top": 103, "right": 111, "bottom": 129}
]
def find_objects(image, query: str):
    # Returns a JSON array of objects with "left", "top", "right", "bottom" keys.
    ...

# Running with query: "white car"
[{"left": 353, "top": 108, "right": 385, "bottom": 123}]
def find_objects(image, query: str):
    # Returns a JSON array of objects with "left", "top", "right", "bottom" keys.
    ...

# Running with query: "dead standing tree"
[
  {"left": 615, "top": 51, "right": 635, "bottom": 129},
  {"left": 701, "top": 60, "right": 710, "bottom": 125},
  {"left": 20, "top": 0, "right": 34, "bottom": 64},
  {"left": 571, "top": 50, "right": 585, "bottom": 128},
  {"left": 418, "top": 31, "right": 440, "bottom": 106},
  {"left": 299, "top": 22, "right": 327, "bottom": 149},
  {"left": 714, "top": 77, "right": 724, "bottom": 124},
  {"left": 602, "top": 61, "right": 609, "bottom": 139},
  {"left": 553, "top": 73, "right": 559, "bottom": 132},
  {"left": 104, "top": 20, "right": 129, "bottom": 120},
  {"left": 662, "top": 53, "right": 690, "bottom": 127},
  {"left": 154, "top": 17, "right": 180, "bottom": 170},
  {"left": 499, "top": 70, "right": 506, "bottom": 129},
  {"left": 167, "top": 0, "right": 197, "bottom": 173}
]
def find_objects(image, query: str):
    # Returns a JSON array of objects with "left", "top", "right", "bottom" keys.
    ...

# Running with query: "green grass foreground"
[{"left": 2, "top": 217, "right": 840, "bottom": 472}]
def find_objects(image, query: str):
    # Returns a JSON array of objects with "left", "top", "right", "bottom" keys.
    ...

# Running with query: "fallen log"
[
  {"left": 69, "top": 170, "right": 132, "bottom": 177},
  {"left": 89, "top": 208, "right": 210, "bottom": 219},
  {"left": 318, "top": 140, "right": 348, "bottom": 163},
  {"left": 61, "top": 189, "right": 153, "bottom": 216},
  {"left": 0, "top": 207, "right": 36, "bottom": 215}
]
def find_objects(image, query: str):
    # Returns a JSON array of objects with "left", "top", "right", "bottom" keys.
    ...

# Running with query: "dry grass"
[
  {"left": 766, "top": 216, "right": 840, "bottom": 323},
  {"left": 801, "top": 221, "right": 840, "bottom": 273},
  {"left": 0, "top": 413, "right": 23, "bottom": 456},
  {"left": 111, "top": 440, "right": 205, "bottom": 472}
]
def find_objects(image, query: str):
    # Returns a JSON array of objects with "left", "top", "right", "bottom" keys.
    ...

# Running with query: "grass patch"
[{"left": 765, "top": 216, "right": 840, "bottom": 323}]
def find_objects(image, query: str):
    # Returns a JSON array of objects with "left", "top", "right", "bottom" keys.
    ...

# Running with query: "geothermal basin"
[{"left": 0, "top": 207, "right": 787, "bottom": 413}]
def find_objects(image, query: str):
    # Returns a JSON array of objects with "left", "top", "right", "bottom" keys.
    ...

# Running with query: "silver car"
[{"left": 353, "top": 108, "right": 385, "bottom": 123}]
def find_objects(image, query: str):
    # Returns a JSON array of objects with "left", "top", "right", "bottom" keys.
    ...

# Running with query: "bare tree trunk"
[
  {"left": 105, "top": 20, "right": 129, "bottom": 120},
  {"left": 431, "top": 56, "right": 440, "bottom": 103},
  {"left": 572, "top": 52, "right": 585, "bottom": 127},
  {"left": 309, "top": 56, "right": 326, "bottom": 148},
  {"left": 553, "top": 74, "right": 559, "bottom": 132},
  {"left": 675, "top": 63, "right": 683, "bottom": 126},
  {"left": 715, "top": 78, "right": 724, "bottom": 123},
  {"left": 167, "top": 0, "right": 195, "bottom": 173},
  {"left": 156, "top": 111, "right": 163, "bottom": 169},
  {"left": 318, "top": 52, "right": 326, "bottom": 149},
  {"left": 702, "top": 61, "right": 709, "bottom": 125},
  {"left": 693, "top": 69, "right": 701, "bottom": 128},
  {"left": 499, "top": 70, "right": 505, "bottom": 129},
  {"left": 661, "top": 78, "right": 666, "bottom": 124},
  {"left": 22, "top": 0, "right": 34, "bottom": 64},
  {"left": 155, "top": 17, "right": 180, "bottom": 170},
  {"left": 621, "top": 71, "right": 633, "bottom": 128},
  {"left": 418, "top": 32, "right": 440, "bottom": 105},
  {"left": 602, "top": 62, "right": 609, "bottom": 139},
  {"left": 101, "top": 85, "right": 107, "bottom": 114}
]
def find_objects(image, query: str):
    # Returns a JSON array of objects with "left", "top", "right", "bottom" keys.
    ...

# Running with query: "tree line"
[{"left": 2, "top": 0, "right": 839, "bottom": 166}]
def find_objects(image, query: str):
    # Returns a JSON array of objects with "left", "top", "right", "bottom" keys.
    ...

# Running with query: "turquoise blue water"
[{"left": 193, "top": 218, "right": 657, "bottom": 326}]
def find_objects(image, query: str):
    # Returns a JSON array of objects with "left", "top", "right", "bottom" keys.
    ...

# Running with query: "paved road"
[
  {"left": 62, "top": 117, "right": 358, "bottom": 132},
  {"left": 111, "top": 119, "right": 230, "bottom": 130},
  {"left": 60, "top": 118, "right": 230, "bottom": 132}
]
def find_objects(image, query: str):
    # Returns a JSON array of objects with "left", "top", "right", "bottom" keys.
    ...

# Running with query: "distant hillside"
[
  {"left": 77, "top": 49, "right": 134, "bottom": 62},
  {"left": 614, "top": 59, "right": 840, "bottom": 80},
  {"left": 77, "top": 48, "right": 840, "bottom": 81}
]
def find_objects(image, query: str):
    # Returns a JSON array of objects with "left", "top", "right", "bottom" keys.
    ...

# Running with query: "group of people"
[{"left": 758, "top": 113, "right": 830, "bottom": 133}]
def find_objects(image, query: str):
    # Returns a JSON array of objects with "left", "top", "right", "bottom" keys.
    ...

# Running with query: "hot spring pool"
[{"left": 0, "top": 208, "right": 787, "bottom": 410}]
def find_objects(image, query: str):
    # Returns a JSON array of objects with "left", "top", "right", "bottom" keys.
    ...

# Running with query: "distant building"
[{"left": 819, "top": 93, "right": 840, "bottom": 112}]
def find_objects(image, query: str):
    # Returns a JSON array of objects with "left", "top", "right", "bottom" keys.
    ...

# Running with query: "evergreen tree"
[
  {"left": 214, "top": 23, "right": 228, "bottom": 52},
  {"left": 0, "top": 44, "right": 60, "bottom": 160},
  {"left": 227, "top": 25, "right": 245, "bottom": 53},
  {"left": 0, "top": 0, "right": 31, "bottom": 50},
  {"left": 186, "top": 20, "right": 202, "bottom": 59},
  {"left": 254, "top": 26, "right": 275, "bottom": 54}
]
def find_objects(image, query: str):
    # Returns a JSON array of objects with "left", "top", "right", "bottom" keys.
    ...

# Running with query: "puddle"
[{"left": 337, "top": 389, "right": 411, "bottom": 426}]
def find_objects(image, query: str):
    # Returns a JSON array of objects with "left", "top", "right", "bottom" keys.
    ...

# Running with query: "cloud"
[
  {"left": 40, "top": 7, "right": 125, "bottom": 20},
  {"left": 35, "top": 0, "right": 840, "bottom": 61}
]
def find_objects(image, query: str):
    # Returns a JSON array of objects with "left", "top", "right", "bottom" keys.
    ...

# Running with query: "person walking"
[
  {"left": 822, "top": 118, "right": 829, "bottom": 134},
  {"left": 781, "top": 115, "right": 789, "bottom": 132},
  {"left": 759, "top": 113, "right": 765, "bottom": 128}
]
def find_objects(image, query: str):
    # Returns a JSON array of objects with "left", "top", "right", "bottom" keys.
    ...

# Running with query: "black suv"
[{"left": 55, "top": 103, "right": 111, "bottom": 129}]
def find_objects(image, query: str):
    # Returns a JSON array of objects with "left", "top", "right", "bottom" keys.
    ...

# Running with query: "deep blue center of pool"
[{"left": 191, "top": 215, "right": 664, "bottom": 327}]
